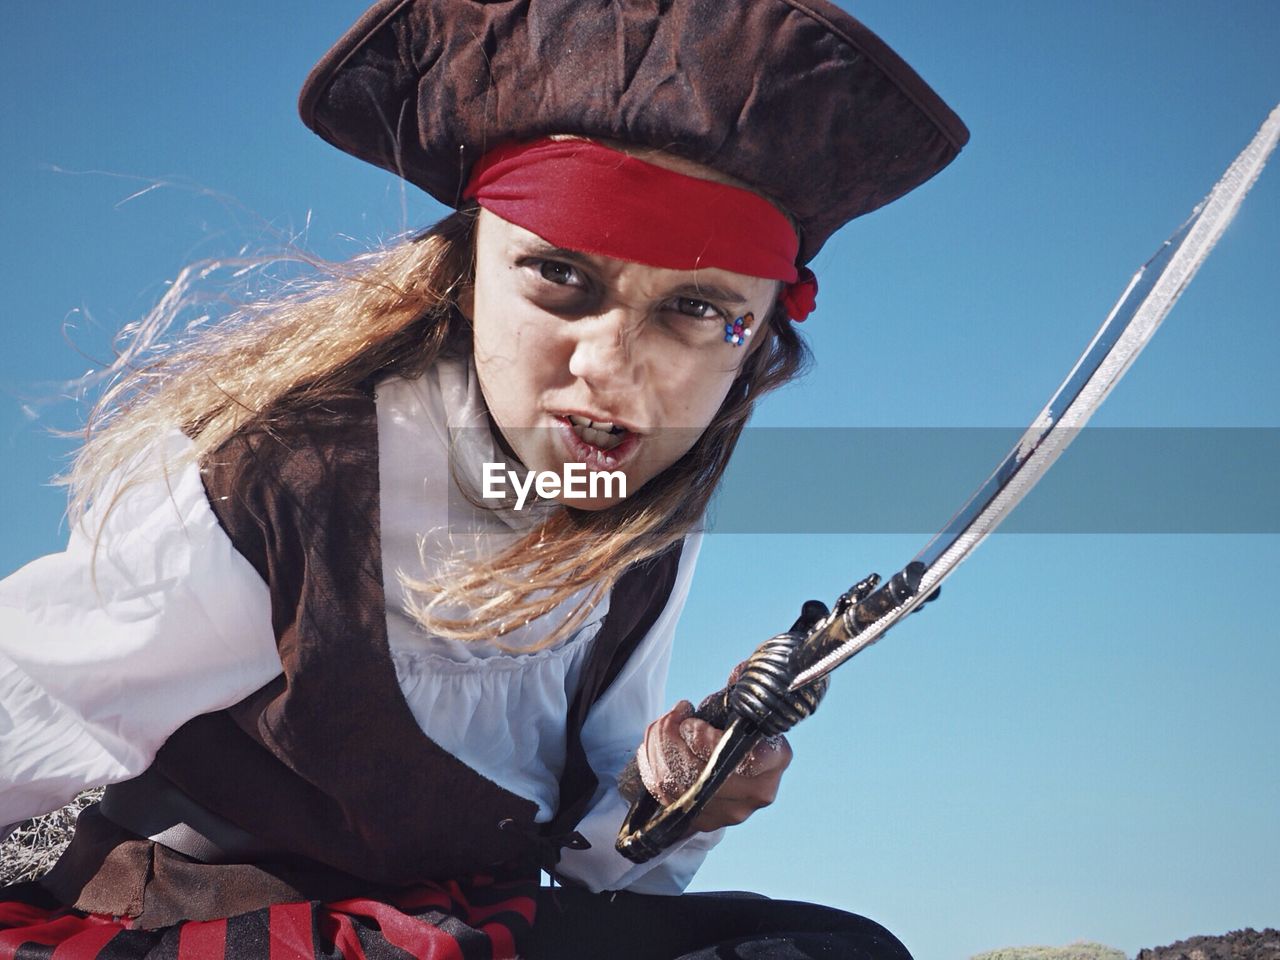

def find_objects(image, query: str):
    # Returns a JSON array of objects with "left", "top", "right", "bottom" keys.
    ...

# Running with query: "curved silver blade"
[{"left": 791, "top": 104, "right": 1280, "bottom": 693}]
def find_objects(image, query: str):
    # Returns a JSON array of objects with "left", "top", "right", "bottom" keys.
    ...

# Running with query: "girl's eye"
[
  {"left": 538, "top": 260, "right": 583, "bottom": 286},
  {"left": 670, "top": 297, "right": 725, "bottom": 320}
]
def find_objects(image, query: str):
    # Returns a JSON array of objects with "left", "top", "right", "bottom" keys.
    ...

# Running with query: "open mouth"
[
  {"left": 564, "top": 414, "right": 630, "bottom": 451},
  {"left": 554, "top": 414, "right": 641, "bottom": 472}
]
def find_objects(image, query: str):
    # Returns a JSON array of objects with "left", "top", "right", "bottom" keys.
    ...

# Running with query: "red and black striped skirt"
[{"left": 0, "top": 877, "right": 535, "bottom": 960}]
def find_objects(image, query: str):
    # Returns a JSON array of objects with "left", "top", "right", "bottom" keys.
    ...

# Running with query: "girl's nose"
[{"left": 566, "top": 309, "right": 641, "bottom": 390}]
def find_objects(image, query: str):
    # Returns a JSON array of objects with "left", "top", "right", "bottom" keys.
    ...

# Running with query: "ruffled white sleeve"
[
  {"left": 0, "top": 431, "right": 282, "bottom": 830},
  {"left": 554, "top": 531, "right": 725, "bottom": 894}
]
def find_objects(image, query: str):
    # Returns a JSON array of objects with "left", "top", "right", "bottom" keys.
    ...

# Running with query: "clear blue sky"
[{"left": 1, "top": 4, "right": 1277, "bottom": 958}]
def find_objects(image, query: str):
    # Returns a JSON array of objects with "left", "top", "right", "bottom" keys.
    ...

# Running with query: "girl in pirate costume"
[{"left": 0, "top": 0, "right": 967, "bottom": 956}]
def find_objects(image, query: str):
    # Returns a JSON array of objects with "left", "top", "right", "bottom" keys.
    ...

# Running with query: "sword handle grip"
[
  {"left": 616, "top": 714, "right": 762, "bottom": 862},
  {"left": 615, "top": 602, "right": 829, "bottom": 864},
  {"left": 615, "top": 599, "right": 826, "bottom": 801},
  {"left": 612, "top": 694, "right": 732, "bottom": 816}
]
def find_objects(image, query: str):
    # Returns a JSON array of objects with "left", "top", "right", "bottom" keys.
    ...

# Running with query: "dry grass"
[
  {"left": 0, "top": 789, "right": 102, "bottom": 886},
  {"left": 969, "top": 944, "right": 1126, "bottom": 960}
]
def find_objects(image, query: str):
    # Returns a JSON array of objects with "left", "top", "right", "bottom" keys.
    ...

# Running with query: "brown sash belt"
[{"left": 99, "top": 767, "right": 281, "bottom": 865}]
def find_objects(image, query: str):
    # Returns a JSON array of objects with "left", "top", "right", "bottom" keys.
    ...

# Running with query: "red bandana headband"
[{"left": 462, "top": 138, "right": 818, "bottom": 321}]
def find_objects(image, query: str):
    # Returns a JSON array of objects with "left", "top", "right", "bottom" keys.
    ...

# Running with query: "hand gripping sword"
[{"left": 616, "top": 105, "right": 1280, "bottom": 864}]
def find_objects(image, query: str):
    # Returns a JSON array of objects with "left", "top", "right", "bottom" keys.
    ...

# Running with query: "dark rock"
[{"left": 1136, "top": 929, "right": 1280, "bottom": 960}]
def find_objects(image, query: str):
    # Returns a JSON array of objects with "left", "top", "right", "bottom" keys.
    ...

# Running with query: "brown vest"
[{"left": 44, "top": 388, "right": 683, "bottom": 928}]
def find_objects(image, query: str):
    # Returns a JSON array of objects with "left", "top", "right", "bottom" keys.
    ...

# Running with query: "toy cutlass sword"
[{"left": 616, "top": 104, "right": 1280, "bottom": 864}]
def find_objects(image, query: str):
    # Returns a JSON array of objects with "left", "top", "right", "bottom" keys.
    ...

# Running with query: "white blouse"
[{"left": 0, "top": 357, "right": 717, "bottom": 894}]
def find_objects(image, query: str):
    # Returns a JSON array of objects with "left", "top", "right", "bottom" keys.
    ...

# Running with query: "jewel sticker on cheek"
[{"left": 725, "top": 311, "right": 754, "bottom": 347}]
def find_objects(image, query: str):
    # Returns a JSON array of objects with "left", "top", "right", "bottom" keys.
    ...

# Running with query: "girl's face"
[{"left": 469, "top": 209, "right": 779, "bottom": 510}]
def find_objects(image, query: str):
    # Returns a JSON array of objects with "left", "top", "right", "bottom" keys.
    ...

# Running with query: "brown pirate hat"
[{"left": 298, "top": 0, "right": 968, "bottom": 266}]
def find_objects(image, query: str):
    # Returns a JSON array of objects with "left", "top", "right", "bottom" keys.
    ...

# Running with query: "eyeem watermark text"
[{"left": 483, "top": 463, "right": 627, "bottom": 509}]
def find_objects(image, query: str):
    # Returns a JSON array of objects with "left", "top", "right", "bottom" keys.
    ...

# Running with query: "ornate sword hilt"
[
  {"left": 615, "top": 568, "right": 931, "bottom": 863},
  {"left": 614, "top": 598, "right": 836, "bottom": 864}
]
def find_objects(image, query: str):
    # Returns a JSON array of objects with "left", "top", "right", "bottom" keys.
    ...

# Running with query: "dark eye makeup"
[{"left": 513, "top": 243, "right": 749, "bottom": 331}]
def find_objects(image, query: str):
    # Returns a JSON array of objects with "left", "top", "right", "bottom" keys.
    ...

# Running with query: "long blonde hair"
[{"left": 68, "top": 207, "right": 809, "bottom": 648}]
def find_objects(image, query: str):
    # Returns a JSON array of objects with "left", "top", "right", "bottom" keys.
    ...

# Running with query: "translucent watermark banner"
[
  {"left": 444, "top": 427, "right": 1280, "bottom": 534},
  {"left": 711, "top": 427, "right": 1280, "bottom": 534}
]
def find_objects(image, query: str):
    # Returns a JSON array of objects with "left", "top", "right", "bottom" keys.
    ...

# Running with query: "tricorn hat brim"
[{"left": 299, "top": 0, "right": 969, "bottom": 265}]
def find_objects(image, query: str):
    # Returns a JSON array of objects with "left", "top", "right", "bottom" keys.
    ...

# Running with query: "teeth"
[
  {"left": 566, "top": 415, "right": 628, "bottom": 450},
  {"left": 567, "top": 415, "right": 626, "bottom": 435}
]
